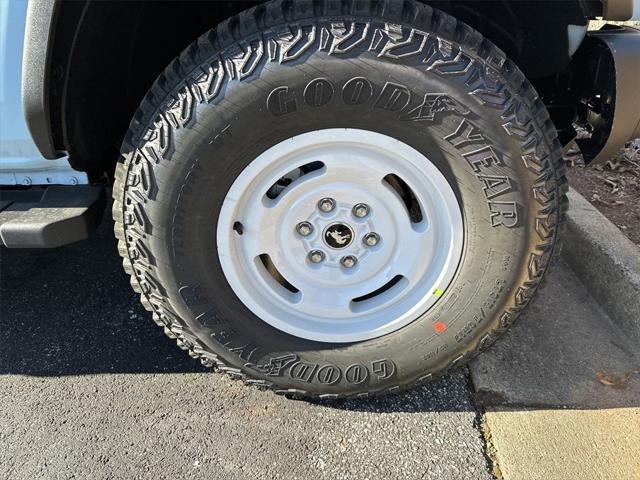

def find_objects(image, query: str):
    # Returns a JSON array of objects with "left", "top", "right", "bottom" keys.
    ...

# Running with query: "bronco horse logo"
[{"left": 324, "top": 224, "right": 353, "bottom": 248}]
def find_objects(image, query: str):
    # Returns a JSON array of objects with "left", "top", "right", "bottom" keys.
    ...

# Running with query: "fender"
[
  {"left": 18, "top": 0, "right": 636, "bottom": 163},
  {"left": 21, "top": 0, "right": 62, "bottom": 159}
]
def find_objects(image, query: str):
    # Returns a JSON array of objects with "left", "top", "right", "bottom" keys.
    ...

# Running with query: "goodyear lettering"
[
  {"left": 266, "top": 86, "right": 297, "bottom": 116},
  {"left": 252, "top": 355, "right": 396, "bottom": 386},
  {"left": 266, "top": 77, "right": 470, "bottom": 126},
  {"left": 446, "top": 119, "right": 520, "bottom": 228},
  {"left": 303, "top": 78, "right": 334, "bottom": 107}
]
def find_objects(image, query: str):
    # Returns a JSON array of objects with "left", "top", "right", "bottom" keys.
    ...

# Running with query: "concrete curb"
[{"left": 562, "top": 188, "right": 640, "bottom": 343}]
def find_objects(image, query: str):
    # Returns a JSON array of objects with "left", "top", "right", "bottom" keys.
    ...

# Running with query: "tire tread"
[{"left": 112, "top": 0, "right": 568, "bottom": 398}]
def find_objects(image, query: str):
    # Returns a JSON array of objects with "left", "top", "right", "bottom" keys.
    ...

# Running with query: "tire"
[{"left": 113, "top": 0, "right": 567, "bottom": 398}]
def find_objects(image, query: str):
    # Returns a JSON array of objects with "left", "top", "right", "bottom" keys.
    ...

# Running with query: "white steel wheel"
[{"left": 217, "top": 129, "right": 464, "bottom": 343}]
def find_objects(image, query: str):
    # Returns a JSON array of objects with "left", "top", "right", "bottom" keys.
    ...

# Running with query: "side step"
[{"left": 0, "top": 186, "right": 105, "bottom": 248}]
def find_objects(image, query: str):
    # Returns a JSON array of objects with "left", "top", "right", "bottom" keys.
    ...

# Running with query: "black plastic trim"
[
  {"left": 21, "top": 0, "right": 64, "bottom": 159},
  {"left": 0, "top": 186, "right": 105, "bottom": 248}
]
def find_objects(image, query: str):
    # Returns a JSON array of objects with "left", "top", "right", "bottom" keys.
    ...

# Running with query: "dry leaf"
[{"left": 595, "top": 369, "right": 640, "bottom": 389}]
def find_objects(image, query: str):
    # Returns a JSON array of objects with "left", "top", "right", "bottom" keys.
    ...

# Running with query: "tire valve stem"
[
  {"left": 308, "top": 250, "right": 325, "bottom": 264},
  {"left": 233, "top": 221, "right": 244, "bottom": 235}
]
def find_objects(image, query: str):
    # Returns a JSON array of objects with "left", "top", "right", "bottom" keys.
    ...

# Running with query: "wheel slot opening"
[
  {"left": 258, "top": 254, "right": 299, "bottom": 294},
  {"left": 350, "top": 275, "right": 408, "bottom": 313},
  {"left": 265, "top": 161, "right": 325, "bottom": 199},
  {"left": 383, "top": 174, "right": 424, "bottom": 223}
]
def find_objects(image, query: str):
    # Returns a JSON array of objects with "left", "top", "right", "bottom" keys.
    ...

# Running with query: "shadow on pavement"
[
  {"left": 0, "top": 213, "right": 206, "bottom": 376},
  {"left": 2, "top": 207, "right": 638, "bottom": 412},
  {"left": 0, "top": 209, "right": 478, "bottom": 414}
]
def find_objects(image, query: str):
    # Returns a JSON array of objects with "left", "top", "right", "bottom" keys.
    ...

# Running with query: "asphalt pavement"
[{"left": 0, "top": 211, "right": 492, "bottom": 480}]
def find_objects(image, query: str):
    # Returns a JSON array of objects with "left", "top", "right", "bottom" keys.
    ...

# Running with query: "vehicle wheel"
[{"left": 113, "top": 0, "right": 567, "bottom": 398}]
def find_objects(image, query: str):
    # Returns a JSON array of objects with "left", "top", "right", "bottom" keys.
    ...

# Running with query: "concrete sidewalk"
[
  {"left": 470, "top": 259, "right": 640, "bottom": 479},
  {"left": 485, "top": 408, "right": 639, "bottom": 480},
  {"left": 470, "top": 188, "right": 640, "bottom": 479},
  {"left": 563, "top": 189, "right": 640, "bottom": 345}
]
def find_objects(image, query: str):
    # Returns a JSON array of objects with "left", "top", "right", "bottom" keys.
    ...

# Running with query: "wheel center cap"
[{"left": 323, "top": 223, "right": 354, "bottom": 249}]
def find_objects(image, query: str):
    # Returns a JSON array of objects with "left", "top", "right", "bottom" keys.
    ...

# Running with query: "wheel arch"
[{"left": 31, "top": 0, "right": 590, "bottom": 179}]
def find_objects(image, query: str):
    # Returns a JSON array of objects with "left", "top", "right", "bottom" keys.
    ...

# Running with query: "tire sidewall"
[{"left": 122, "top": 13, "right": 558, "bottom": 395}]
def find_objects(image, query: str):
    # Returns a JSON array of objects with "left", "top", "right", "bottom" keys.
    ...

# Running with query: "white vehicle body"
[{"left": 0, "top": 1, "right": 86, "bottom": 186}]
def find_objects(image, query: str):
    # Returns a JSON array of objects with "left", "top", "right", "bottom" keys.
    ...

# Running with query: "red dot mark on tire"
[{"left": 432, "top": 322, "right": 447, "bottom": 333}]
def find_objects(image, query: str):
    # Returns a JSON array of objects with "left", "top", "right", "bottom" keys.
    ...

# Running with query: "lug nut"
[
  {"left": 296, "top": 221, "right": 313, "bottom": 236},
  {"left": 308, "top": 250, "right": 325, "bottom": 264},
  {"left": 340, "top": 255, "right": 357, "bottom": 268},
  {"left": 353, "top": 203, "right": 370, "bottom": 218},
  {"left": 363, "top": 232, "right": 380, "bottom": 247},
  {"left": 318, "top": 198, "right": 336, "bottom": 213}
]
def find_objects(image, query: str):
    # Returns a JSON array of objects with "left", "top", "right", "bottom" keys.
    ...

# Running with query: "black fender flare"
[{"left": 21, "top": 0, "right": 62, "bottom": 159}]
